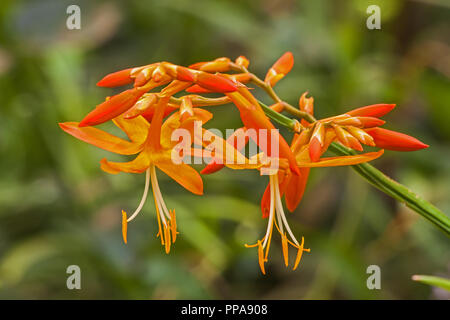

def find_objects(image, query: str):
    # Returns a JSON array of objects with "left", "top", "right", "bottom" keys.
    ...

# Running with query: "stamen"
[
  {"left": 293, "top": 237, "right": 310, "bottom": 270},
  {"left": 170, "top": 209, "right": 177, "bottom": 243},
  {"left": 281, "top": 232, "right": 289, "bottom": 267},
  {"left": 257, "top": 240, "right": 266, "bottom": 275},
  {"left": 273, "top": 174, "right": 300, "bottom": 247},
  {"left": 122, "top": 210, "right": 128, "bottom": 244},
  {"left": 164, "top": 224, "right": 171, "bottom": 254},
  {"left": 151, "top": 166, "right": 172, "bottom": 221},
  {"left": 127, "top": 168, "right": 151, "bottom": 222}
]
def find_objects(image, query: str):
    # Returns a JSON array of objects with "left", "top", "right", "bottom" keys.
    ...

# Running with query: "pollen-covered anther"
[
  {"left": 293, "top": 237, "right": 310, "bottom": 271},
  {"left": 247, "top": 174, "right": 309, "bottom": 274},
  {"left": 122, "top": 210, "right": 128, "bottom": 244},
  {"left": 169, "top": 209, "right": 178, "bottom": 243}
]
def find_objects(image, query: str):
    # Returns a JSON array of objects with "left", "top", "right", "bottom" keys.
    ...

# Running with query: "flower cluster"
[{"left": 59, "top": 52, "right": 428, "bottom": 274}]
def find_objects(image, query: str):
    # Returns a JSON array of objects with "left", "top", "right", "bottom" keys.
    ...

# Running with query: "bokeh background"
[{"left": 0, "top": 0, "right": 449, "bottom": 299}]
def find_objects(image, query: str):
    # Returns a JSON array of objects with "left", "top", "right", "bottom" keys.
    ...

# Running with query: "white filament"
[{"left": 127, "top": 168, "right": 151, "bottom": 222}]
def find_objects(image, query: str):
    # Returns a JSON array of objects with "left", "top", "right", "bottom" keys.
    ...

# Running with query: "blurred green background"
[{"left": 0, "top": 0, "right": 449, "bottom": 299}]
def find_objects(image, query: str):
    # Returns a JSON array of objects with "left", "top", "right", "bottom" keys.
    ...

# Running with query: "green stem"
[
  {"left": 259, "top": 101, "right": 300, "bottom": 132},
  {"left": 412, "top": 275, "right": 450, "bottom": 291},
  {"left": 256, "top": 99, "right": 450, "bottom": 236}
]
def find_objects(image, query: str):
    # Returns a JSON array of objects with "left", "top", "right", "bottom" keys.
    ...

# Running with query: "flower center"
[
  {"left": 121, "top": 165, "right": 177, "bottom": 253},
  {"left": 246, "top": 173, "right": 310, "bottom": 274}
]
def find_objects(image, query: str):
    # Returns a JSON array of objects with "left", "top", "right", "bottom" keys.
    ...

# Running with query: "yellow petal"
[
  {"left": 100, "top": 152, "right": 150, "bottom": 174},
  {"left": 113, "top": 115, "right": 149, "bottom": 143}
]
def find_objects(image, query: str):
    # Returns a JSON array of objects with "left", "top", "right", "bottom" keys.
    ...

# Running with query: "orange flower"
[{"left": 60, "top": 97, "right": 212, "bottom": 253}]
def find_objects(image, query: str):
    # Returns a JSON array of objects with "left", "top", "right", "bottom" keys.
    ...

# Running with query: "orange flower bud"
[
  {"left": 357, "top": 117, "right": 386, "bottom": 128},
  {"left": 299, "top": 92, "right": 314, "bottom": 117},
  {"left": 185, "top": 84, "right": 214, "bottom": 93},
  {"left": 195, "top": 72, "right": 238, "bottom": 93},
  {"left": 180, "top": 97, "right": 194, "bottom": 122},
  {"left": 346, "top": 126, "right": 375, "bottom": 146},
  {"left": 97, "top": 68, "right": 134, "bottom": 87},
  {"left": 347, "top": 104, "right": 396, "bottom": 118},
  {"left": 235, "top": 56, "right": 250, "bottom": 68},
  {"left": 332, "top": 124, "right": 363, "bottom": 151},
  {"left": 264, "top": 52, "right": 294, "bottom": 87},
  {"left": 79, "top": 88, "right": 146, "bottom": 127},
  {"left": 196, "top": 57, "right": 231, "bottom": 73},
  {"left": 123, "top": 94, "right": 157, "bottom": 119},
  {"left": 365, "top": 127, "right": 429, "bottom": 151}
]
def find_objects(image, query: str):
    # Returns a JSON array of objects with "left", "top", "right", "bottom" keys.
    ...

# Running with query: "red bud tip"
[
  {"left": 365, "top": 127, "right": 429, "bottom": 151},
  {"left": 96, "top": 68, "right": 134, "bottom": 87},
  {"left": 347, "top": 104, "right": 396, "bottom": 118},
  {"left": 79, "top": 88, "right": 145, "bottom": 127}
]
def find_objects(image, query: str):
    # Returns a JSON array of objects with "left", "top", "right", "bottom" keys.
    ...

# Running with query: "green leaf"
[{"left": 412, "top": 275, "right": 450, "bottom": 291}]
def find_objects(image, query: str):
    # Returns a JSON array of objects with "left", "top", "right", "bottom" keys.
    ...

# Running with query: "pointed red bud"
[
  {"left": 79, "top": 88, "right": 146, "bottom": 127},
  {"left": 96, "top": 68, "right": 134, "bottom": 87},
  {"left": 365, "top": 127, "right": 429, "bottom": 151},
  {"left": 195, "top": 72, "right": 238, "bottom": 93},
  {"left": 347, "top": 104, "right": 396, "bottom": 118}
]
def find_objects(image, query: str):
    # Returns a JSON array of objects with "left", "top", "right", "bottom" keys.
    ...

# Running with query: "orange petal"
[
  {"left": 298, "top": 150, "right": 384, "bottom": 167},
  {"left": 347, "top": 104, "right": 396, "bottom": 118},
  {"left": 79, "top": 88, "right": 147, "bottom": 127},
  {"left": 112, "top": 115, "right": 149, "bottom": 143},
  {"left": 261, "top": 183, "right": 271, "bottom": 219},
  {"left": 59, "top": 122, "right": 142, "bottom": 155},
  {"left": 147, "top": 97, "right": 170, "bottom": 151},
  {"left": 365, "top": 127, "right": 429, "bottom": 151},
  {"left": 156, "top": 159, "right": 203, "bottom": 195},
  {"left": 100, "top": 152, "right": 150, "bottom": 174},
  {"left": 160, "top": 108, "right": 213, "bottom": 150},
  {"left": 201, "top": 127, "right": 249, "bottom": 175},
  {"left": 285, "top": 168, "right": 310, "bottom": 212}
]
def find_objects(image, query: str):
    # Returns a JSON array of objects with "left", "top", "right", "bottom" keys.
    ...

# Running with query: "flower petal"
[
  {"left": 156, "top": 159, "right": 203, "bottom": 195},
  {"left": 297, "top": 150, "right": 384, "bottom": 167},
  {"left": 59, "top": 122, "right": 142, "bottom": 155},
  {"left": 285, "top": 168, "right": 310, "bottom": 212},
  {"left": 113, "top": 115, "right": 149, "bottom": 144},
  {"left": 100, "top": 152, "right": 150, "bottom": 174}
]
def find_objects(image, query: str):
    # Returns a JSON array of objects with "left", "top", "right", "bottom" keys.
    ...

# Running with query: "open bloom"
[{"left": 60, "top": 97, "right": 212, "bottom": 253}]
